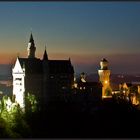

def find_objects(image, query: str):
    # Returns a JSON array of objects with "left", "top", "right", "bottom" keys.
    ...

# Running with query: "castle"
[
  {"left": 12, "top": 33, "right": 74, "bottom": 109},
  {"left": 12, "top": 33, "right": 112, "bottom": 110}
]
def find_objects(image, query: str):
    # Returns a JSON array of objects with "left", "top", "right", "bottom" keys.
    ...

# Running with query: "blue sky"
[{"left": 0, "top": 2, "right": 140, "bottom": 74}]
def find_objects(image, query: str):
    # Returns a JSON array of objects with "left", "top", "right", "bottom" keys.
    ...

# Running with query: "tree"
[
  {"left": 105, "top": 87, "right": 112, "bottom": 96},
  {"left": 0, "top": 95, "right": 31, "bottom": 138},
  {"left": 25, "top": 93, "right": 38, "bottom": 113}
]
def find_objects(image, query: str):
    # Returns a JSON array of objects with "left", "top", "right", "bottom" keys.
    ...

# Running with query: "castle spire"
[
  {"left": 43, "top": 45, "right": 48, "bottom": 60},
  {"left": 27, "top": 32, "right": 36, "bottom": 58},
  {"left": 29, "top": 32, "right": 34, "bottom": 43}
]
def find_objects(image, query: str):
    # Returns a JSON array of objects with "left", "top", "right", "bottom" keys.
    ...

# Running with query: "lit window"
[
  {"left": 74, "top": 83, "right": 77, "bottom": 88},
  {"left": 50, "top": 76, "right": 54, "bottom": 79},
  {"left": 62, "top": 86, "right": 66, "bottom": 89}
]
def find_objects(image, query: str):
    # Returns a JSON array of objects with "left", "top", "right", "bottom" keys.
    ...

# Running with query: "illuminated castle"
[
  {"left": 12, "top": 33, "right": 74, "bottom": 109},
  {"left": 98, "top": 58, "right": 112, "bottom": 98}
]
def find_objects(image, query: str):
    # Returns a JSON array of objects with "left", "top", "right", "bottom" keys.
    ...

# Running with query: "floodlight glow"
[
  {"left": 6, "top": 97, "right": 12, "bottom": 112},
  {"left": 74, "top": 83, "right": 77, "bottom": 88},
  {"left": 81, "top": 78, "right": 86, "bottom": 83}
]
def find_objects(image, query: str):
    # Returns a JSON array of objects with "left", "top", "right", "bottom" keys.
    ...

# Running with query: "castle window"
[
  {"left": 62, "top": 86, "right": 66, "bottom": 89},
  {"left": 60, "top": 75, "right": 67, "bottom": 78},
  {"left": 50, "top": 76, "right": 54, "bottom": 79},
  {"left": 15, "top": 78, "right": 22, "bottom": 81}
]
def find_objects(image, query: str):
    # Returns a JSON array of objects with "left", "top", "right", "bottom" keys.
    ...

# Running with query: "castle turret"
[
  {"left": 43, "top": 45, "right": 48, "bottom": 60},
  {"left": 98, "top": 58, "right": 112, "bottom": 98},
  {"left": 42, "top": 46, "right": 49, "bottom": 107},
  {"left": 12, "top": 57, "right": 25, "bottom": 109},
  {"left": 27, "top": 33, "right": 36, "bottom": 58}
]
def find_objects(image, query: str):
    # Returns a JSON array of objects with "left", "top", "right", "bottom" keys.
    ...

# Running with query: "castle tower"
[
  {"left": 42, "top": 46, "right": 49, "bottom": 107},
  {"left": 12, "top": 57, "right": 25, "bottom": 109},
  {"left": 27, "top": 33, "right": 36, "bottom": 58},
  {"left": 98, "top": 58, "right": 112, "bottom": 98},
  {"left": 43, "top": 45, "right": 48, "bottom": 60}
]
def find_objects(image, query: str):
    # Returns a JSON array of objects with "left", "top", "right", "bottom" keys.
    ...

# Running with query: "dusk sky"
[{"left": 0, "top": 2, "right": 140, "bottom": 75}]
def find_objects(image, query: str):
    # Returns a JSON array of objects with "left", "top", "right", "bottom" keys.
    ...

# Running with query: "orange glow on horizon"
[
  {"left": 39, "top": 52, "right": 100, "bottom": 65},
  {"left": 0, "top": 52, "right": 17, "bottom": 64},
  {"left": 0, "top": 51, "right": 100, "bottom": 66}
]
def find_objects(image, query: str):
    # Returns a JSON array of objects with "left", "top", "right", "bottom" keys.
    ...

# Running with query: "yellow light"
[
  {"left": 105, "top": 80, "right": 108, "bottom": 84},
  {"left": 81, "top": 78, "right": 86, "bottom": 83},
  {"left": 74, "top": 83, "right": 77, "bottom": 88},
  {"left": 123, "top": 90, "right": 125, "bottom": 93},
  {"left": 102, "top": 95, "right": 112, "bottom": 98}
]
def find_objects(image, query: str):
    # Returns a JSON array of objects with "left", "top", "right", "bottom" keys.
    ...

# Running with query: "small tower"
[
  {"left": 43, "top": 45, "right": 48, "bottom": 60},
  {"left": 98, "top": 58, "right": 112, "bottom": 98},
  {"left": 27, "top": 33, "right": 36, "bottom": 58}
]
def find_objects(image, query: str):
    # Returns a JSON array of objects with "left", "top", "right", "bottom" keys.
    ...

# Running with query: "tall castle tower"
[
  {"left": 27, "top": 33, "right": 36, "bottom": 58},
  {"left": 12, "top": 33, "right": 36, "bottom": 109},
  {"left": 98, "top": 58, "right": 112, "bottom": 98},
  {"left": 12, "top": 57, "right": 25, "bottom": 109}
]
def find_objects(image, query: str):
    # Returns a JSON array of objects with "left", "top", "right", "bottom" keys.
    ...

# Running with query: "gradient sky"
[{"left": 0, "top": 2, "right": 140, "bottom": 74}]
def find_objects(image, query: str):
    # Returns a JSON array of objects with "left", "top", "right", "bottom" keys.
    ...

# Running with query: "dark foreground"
[{"left": 27, "top": 97, "right": 140, "bottom": 138}]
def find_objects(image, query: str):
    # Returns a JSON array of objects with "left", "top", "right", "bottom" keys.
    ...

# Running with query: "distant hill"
[
  {"left": 84, "top": 73, "right": 140, "bottom": 83},
  {"left": 0, "top": 64, "right": 12, "bottom": 77}
]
